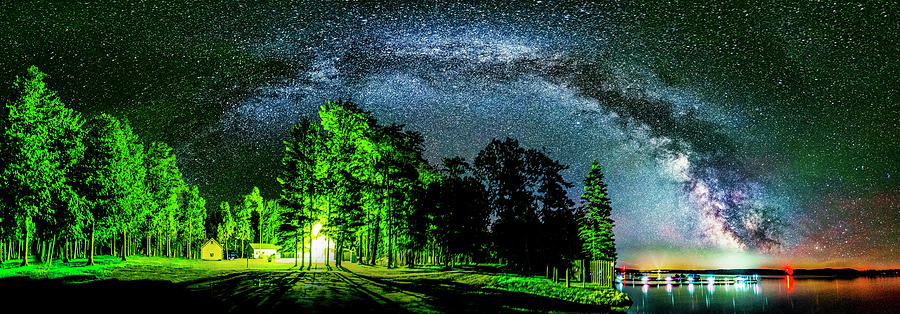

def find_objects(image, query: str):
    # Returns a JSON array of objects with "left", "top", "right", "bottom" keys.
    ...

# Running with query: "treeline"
[
  {"left": 265, "top": 99, "right": 616, "bottom": 272},
  {"left": 0, "top": 66, "right": 207, "bottom": 266},
  {"left": 1, "top": 67, "right": 619, "bottom": 273}
]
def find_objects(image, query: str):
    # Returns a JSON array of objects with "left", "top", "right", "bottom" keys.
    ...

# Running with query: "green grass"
[
  {"left": 0, "top": 255, "right": 128, "bottom": 280},
  {"left": 2, "top": 256, "right": 632, "bottom": 309},
  {"left": 488, "top": 274, "right": 632, "bottom": 308}
]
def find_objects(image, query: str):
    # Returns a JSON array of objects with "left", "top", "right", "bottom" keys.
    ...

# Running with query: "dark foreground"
[{"left": 0, "top": 263, "right": 620, "bottom": 313}]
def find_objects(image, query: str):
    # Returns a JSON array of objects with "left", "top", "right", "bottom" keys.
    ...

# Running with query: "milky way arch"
[{"left": 179, "top": 10, "right": 790, "bottom": 253}]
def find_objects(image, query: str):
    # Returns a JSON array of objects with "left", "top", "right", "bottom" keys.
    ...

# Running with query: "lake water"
[{"left": 621, "top": 276, "right": 900, "bottom": 313}]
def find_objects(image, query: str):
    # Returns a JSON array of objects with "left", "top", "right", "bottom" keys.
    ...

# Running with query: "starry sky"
[{"left": 2, "top": 1, "right": 898, "bottom": 269}]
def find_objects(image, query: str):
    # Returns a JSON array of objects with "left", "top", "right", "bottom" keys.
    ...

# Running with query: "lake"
[{"left": 621, "top": 276, "right": 900, "bottom": 313}]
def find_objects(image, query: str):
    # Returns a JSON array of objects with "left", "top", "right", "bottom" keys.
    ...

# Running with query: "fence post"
[
  {"left": 582, "top": 260, "right": 586, "bottom": 288},
  {"left": 566, "top": 267, "right": 570, "bottom": 287}
]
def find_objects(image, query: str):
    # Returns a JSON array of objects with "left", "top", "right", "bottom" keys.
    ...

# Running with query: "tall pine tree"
[
  {"left": 277, "top": 118, "right": 319, "bottom": 268},
  {"left": 76, "top": 113, "right": 131, "bottom": 265},
  {"left": 579, "top": 161, "right": 617, "bottom": 262},
  {"left": 0, "top": 66, "right": 85, "bottom": 266}
]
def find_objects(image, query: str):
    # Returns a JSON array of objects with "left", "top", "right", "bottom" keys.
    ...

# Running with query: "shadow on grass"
[
  {"left": 0, "top": 268, "right": 622, "bottom": 313},
  {"left": 345, "top": 269, "right": 620, "bottom": 313},
  {"left": 181, "top": 271, "right": 385, "bottom": 313},
  {"left": 0, "top": 276, "right": 227, "bottom": 312}
]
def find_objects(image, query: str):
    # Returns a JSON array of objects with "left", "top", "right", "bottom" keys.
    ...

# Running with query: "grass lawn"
[{"left": 0, "top": 256, "right": 632, "bottom": 312}]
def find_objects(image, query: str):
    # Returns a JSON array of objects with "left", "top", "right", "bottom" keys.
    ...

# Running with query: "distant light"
[
  {"left": 312, "top": 222, "right": 323, "bottom": 237},
  {"left": 665, "top": 276, "right": 672, "bottom": 283},
  {"left": 642, "top": 276, "right": 649, "bottom": 284},
  {"left": 707, "top": 276, "right": 715, "bottom": 283}
]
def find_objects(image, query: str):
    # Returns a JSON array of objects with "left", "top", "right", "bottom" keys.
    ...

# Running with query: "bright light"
[
  {"left": 665, "top": 276, "right": 672, "bottom": 283},
  {"left": 642, "top": 276, "right": 649, "bottom": 284},
  {"left": 665, "top": 283, "right": 672, "bottom": 293},
  {"left": 312, "top": 222, "right": 323, "bottom": 236},
  {"left": 688, "top": 283, "right": 695, "bottom": 294},
  {"left": 309, "top": 222, "right": 335, "bottom": 263},
  {"left": 707, "top": 276, "right": 715, "bottom": 283}
]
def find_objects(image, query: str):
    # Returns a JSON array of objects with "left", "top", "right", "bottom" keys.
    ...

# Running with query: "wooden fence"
[
  {"left": 589, "top": 260, "right": 615, "bottom": 287},
  {"left": 547, "top": 259, "right": 615, "bottom": 287}
]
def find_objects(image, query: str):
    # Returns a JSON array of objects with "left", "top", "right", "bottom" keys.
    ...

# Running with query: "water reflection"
[
  {"left": 785, "top": 275, "right": 794, "bottom": 293},
  {"left": 623, "top": 276, "right": 900, "bottom": 313}
]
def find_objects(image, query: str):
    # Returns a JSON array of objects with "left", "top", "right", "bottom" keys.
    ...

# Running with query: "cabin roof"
[{"left": 202, "top": 238, "right": 221, "bottom": 248}]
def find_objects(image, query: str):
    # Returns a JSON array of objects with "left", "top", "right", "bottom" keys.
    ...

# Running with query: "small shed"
[
  {"left": 200, "top": 238, "right": 223, "bottom": 261},
  {"left": 247, "top": 243, "right": 281, "bottom": 259}
]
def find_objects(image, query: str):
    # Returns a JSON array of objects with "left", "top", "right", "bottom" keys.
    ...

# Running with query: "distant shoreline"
[{"left": 623, "top": 268, "right": 900, "bottom": 278}]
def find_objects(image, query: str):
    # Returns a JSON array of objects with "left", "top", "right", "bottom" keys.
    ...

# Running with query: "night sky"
[{"left": 2, "top": 1, "right": 897, "bottom": 269}]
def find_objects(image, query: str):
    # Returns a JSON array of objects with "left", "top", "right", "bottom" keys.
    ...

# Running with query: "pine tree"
[
  {"left": 579, "top": 161, "right": 617, "bottom": 262},
  {"left": 277, "top": 118, "right": 319, "bottom": 268},
  {"left": 183, "top": 186, "right": 206, "bottom": 258},
  {"left": 76, "top": 113, "right": 132, "bottom": 265},
  {"left": 0, "top": 66, "right": 85, "bottom": 266},
  {"left": 234, "top": 187, "right": 257, "bottom": 258},
  {"left": 144, "top": 141, "right": 185, "bottom": 257},
  {"left": 216, "top": 201, "right": 235, "bottom": 259},
  {"left": 118, "top": 119, "right": 148, "bottom": 261}
]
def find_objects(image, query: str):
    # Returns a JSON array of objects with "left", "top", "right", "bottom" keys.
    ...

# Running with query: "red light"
[
  {"left": 784, "top": 266, "right": 793, "bottom": 276},
  {"left": 785, "top": 275, "right": 794, "bottom": 293}
]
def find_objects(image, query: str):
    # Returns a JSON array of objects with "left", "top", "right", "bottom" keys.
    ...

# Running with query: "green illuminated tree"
[
  {"left": 234, "top": 187, "right": 257, "bottom": 258},
  {"left": 119, "top": 119, "right": 149, "bottom": 261},
  {"left": 144, "top": 141, "right": 185, "bottom": 257},
  {"left": 216, "top": 201, "right": 235, "bottom": 258},
  {"left": 579, "top": 161, "right": 617, "bottom": 262},
  {"left": 182, "top": 185, "right": 207, "bottom": 258},
  {"left": 0, "top": 66, "right": 85, "bottom": 266},
  {"left": 277, "top": 117, "right": 320, "bottom": 268},
  {"left": 318, "top": 100, "right": 377, "bottom": 267},
  {"left": 76, "top": 113, "right": 131, "bottom": 265}
]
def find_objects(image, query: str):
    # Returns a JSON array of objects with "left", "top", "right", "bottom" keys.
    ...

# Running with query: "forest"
[{"left": 0, "top": 66, "right": 617, "bottom": 274}]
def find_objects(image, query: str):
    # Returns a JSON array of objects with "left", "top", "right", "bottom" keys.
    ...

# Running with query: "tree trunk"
[
  {"left": 370, "top": 220, "right": 379, "bottom": 266},
  {"left": 86, "top": 226, "right": 95, "bottom": 266},
  {"left": 335, "top": 240, "right": 342, "bottom": 268},
  {"left": 20, "top": 224, "right": 29, "bottom": 266},
  {"left": 299, "top": 233, "right": 304, "bottom": 269},
  {"left": 325, "top": 235, "right": 330, "bottom": 267},
  {"left": 307, "top": 224, "right": 313, "bottom": 270},
  {"left": 47, "top": 236, "right": 56, "bottom": 266},
  {"left": 294, "top": 232, "right": 300, "bottom": 268},
  {"left": 121, "top": 229, "right": 127, "bottom": 261}
]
